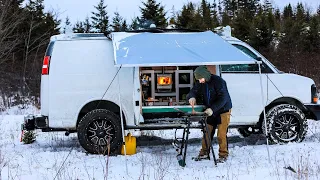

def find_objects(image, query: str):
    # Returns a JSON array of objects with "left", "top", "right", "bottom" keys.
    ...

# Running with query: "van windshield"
[{"left": 231, "top": 44, "right": 281, "bottom": 73}]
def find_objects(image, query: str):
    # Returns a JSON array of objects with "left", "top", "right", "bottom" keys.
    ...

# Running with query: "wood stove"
[{"left": 157, "top": 74, "right": 172, "bottom": 90}]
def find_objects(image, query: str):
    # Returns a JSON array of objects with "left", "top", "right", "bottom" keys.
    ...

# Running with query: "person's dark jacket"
[{"left": 186, "top": 74, "right": 232, "bottom": 125}]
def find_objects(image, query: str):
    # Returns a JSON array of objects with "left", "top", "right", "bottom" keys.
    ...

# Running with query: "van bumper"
[
  {"left": 304, "top": 104, "right": 320, "bottom": 121},
  {"left": 22, "top": 114, "right": 49, "bottom": 130}
]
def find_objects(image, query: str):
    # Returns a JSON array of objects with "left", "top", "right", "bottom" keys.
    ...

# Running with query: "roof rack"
[
  {"left": 103, "top": 27, "right": 204, "bottom": 36},
  {"left": 124, "top": 28, "right": 204, "bottom": 33}
]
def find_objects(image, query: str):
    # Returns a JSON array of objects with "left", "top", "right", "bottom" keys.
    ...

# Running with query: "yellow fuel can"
[{"left": 121, "top": 133, "right": 136, "bottom": 155}]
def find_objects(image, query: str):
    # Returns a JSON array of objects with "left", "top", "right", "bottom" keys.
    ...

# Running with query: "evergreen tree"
[
  {"left": 249, "top": 6, "right": 274, "bottom": 50},
  {"left": 121, "top": 20, "right": 128, "bottom": 31},
  {"left": 112, "top": 11, "right": 124, "bottom": 32},
  {"left": 73, "top": 21, "right": 85, "bottom": 33},
  {"left": 130, "top": 16, "right": 140, "bottom": 30},
  {"left": 168, "top": 5, "right": 177, "bottom": 25},
  {"left": 303, "top": 15, "right": 320, "bottom": 52},
  {"left": 83, "top": 17, "right": 92, "bottom": 33},
  {"left": 274, "top": 8, "right": 281, "bottom": 32},
  {"left": 279, "top": 4, "right": 296, "bottom": 52},
  {"left": 218, "top": 0, "right": 223, "bottom": 16},
  {"left": 139, "top": 0, "right": 167, "bottom": 28},
  {"left": 192, "top": 7, "right": 204, "bottom": 29},
  {"left": 221, "top": 11, "right": 231, "bottom": 26},
  {"left": 232, "top": 9, "right": 252, "bottom": 42},
  {"left": 223, "top": 0, "right": 235, "bottom": 17},
  {"left": 63, "top": 16, "right": 71, "bottom": 33},
  {"left": 283, "top": 4, "right": 293, "bottom": 19},
  {"left": 262, "top": 0, "right": 272, "bottom": 12},
  {"left": 176, "top": 3, "right": 196, "bottom": 29},
  {"left": 201, "top": 0, "right": 212, "bottom": 29},
  {"left": 91, "top": 0, "right": 109, "bottom": 32},
  {"left": 211, "top": 1, "right": 220, "bottom": 28}
]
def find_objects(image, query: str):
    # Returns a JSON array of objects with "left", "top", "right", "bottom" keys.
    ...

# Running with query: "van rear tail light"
[
  {"left": 42, "top": 56, "right": 50, "bottom": 75},
  {"left": 311, "top": 84, "right": 318, "bottom": 104}
]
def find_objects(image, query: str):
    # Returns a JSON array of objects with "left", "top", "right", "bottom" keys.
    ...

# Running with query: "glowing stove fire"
[{"left": 157, "top": 74, "right": 172, "bottom": 89}]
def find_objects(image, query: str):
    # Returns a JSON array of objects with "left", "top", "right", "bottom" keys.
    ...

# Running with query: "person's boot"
[
  {"left": 217, "top": 156, "right": 228, "bottom": 163},
  {"left": 192, "top": 124, "right": 214, "bottom": 161}
]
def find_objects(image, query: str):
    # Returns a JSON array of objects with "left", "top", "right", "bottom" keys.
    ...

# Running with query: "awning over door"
[{"left": 111, "top": 31, "right": 257, "bottom": 67}]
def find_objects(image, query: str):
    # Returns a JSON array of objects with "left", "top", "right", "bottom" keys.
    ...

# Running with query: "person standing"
[{"left": 187, "top": 66, "right": 232, "bottom": 163}]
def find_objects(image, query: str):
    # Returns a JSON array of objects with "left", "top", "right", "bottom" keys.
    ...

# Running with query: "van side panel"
[
  {"left": 40, "top": 77, "right": 49, "bottom": 116},
  {"left": 48, "top": 39, "right": 134, "bottom": 128},
  {"left": 40, "top": 41, "right": 55, "bottom": 116}
]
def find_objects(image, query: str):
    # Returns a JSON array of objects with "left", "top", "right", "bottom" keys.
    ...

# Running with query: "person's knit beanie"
[{"left": 194, "top": 66, "right": 211, "bottom": 81}]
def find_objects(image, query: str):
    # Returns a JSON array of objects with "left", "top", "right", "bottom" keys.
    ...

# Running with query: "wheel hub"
[
  {"left": 87, "top": 119, "right": 115, "bottom": 146},
  {"left": 274, "top": 114, "right": 299, "bottom": 141}
]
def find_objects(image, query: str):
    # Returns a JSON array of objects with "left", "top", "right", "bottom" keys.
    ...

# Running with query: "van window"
[{"left": 221, "top": 44, "right": 273, "bottom": 73}]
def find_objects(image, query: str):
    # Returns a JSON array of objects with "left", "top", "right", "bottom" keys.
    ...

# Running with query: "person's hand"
[
  {"left": 189, "top": 98, "right": 196, "bottom": 106},
  {"left": 204, "top": 108, "right": 213, "bottom": 116}
]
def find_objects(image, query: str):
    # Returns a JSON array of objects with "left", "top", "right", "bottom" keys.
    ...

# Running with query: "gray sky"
[{"left": 43, "top": 0, "right": 320, "bottom": 25}]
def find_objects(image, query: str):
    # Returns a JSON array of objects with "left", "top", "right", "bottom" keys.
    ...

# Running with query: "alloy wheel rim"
[
  {"left": 87, "top": 118, "right": 115, "bottom": 146},
  {"left": 274, "top": 114, "right": 299, "bottom": 141}
]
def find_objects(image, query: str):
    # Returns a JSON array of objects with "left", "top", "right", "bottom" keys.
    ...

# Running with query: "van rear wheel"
[
  {"left": 77, "top": 109, "right": 122, "bottom": 154},
  {"left": 262, "top": 104, "right": 308, "bottom": 144}
]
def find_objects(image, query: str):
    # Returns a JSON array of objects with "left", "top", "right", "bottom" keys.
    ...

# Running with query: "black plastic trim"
[{"left": 304, "top": 104, "right": 320, "bottom": 121}]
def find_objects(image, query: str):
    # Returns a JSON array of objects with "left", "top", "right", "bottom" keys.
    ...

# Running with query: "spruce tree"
[
  {"left": 73, "top": 21, "right": 85, "bottom": 33},
  {"left": 211, "top": 1, "right": 220, "bottom": 28},
  {"left": 176, "top": 3, "right": 196, "bottom": 29},
  {"left": 168, "top": 5, "right": 177, "bottom": 25},
  {"left": 221, "top": 11, "right": 231, "bottom": 26},
  {"left": 139, "top": 0, "right": 167, "bottom": 28},
  {"left": 63, "top": 16, "right": 71, "bottom": 33},
  {"left": 121, "top": 20, "right": 128, "bottom": 31},
  {"left": 218, "top": 0, "right": 223, "bottom": 16},
  {"left": 303, "top": 15, "right": 320, "bottom": 52},
  {"left": 192, "top": 7, "right": 204, "bottom": 30},
  {"left": 201, "top": 0, "right": 212, "bottom": 29},
  {"left": 130, "top": 16, "right": 140, "bottom": 30},
  {"left": 91, "top": 0, "right": 109, "bottom": 32},
  {"left": 112, "top": 11, "right": 124, "bottom": 32},
  {"left": 274, "top": 8, "right": 281, "bottom": 32},
  {"left": 84, "top": 17, "right": 92, "bottom": 33},
  {"left": 232, "top": 9, "right": 252, "bottom": 42}
]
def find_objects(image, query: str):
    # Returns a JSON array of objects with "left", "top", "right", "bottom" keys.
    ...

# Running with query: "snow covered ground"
[{"left": 1, "top": 106, "right": 320, "bottom": 180}]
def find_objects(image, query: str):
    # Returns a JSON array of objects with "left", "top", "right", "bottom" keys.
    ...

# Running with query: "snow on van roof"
[{"left": 50, "top": 33, "right": 107, "bottom": 41}]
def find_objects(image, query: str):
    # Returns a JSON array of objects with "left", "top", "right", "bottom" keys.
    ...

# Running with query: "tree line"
[{"left": 0, "top": 0, "right": 320, "bottom": 109}]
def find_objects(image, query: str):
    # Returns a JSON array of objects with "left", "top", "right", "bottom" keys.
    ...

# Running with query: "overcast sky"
[{"left": 43, "top": 0, "right": 320, "bottom": 25}]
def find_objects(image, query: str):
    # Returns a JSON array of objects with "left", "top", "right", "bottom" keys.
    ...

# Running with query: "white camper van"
[{"left": 22, "top": 26, "right": 320, "bottom": 154}]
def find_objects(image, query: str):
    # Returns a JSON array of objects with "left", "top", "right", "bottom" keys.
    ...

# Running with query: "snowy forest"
[{"left": 0, "top": 0, "right": 320, "bottom": 110}]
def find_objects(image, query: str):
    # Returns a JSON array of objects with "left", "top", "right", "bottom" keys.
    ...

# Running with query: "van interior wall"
[{"left": 139, "top": 65, "right": 217, "bottom": 118}]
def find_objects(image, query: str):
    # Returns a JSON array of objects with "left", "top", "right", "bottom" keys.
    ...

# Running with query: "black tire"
[
  {"left": 237, "top": 127, "right": 262, "bottom": 138},
  {"left": 262, "top": 104, "right": 308, "bottom": 144},
  {"left": 77, "top": 109, "right": 123, "bottom": 154}
]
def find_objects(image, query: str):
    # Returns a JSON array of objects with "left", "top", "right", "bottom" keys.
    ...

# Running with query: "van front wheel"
[
  {"left": 77, "top": 109, "right": 122, "bottom": 154},
  {"left": 262, "top": 104, "right": 308, "bottom": 144}
]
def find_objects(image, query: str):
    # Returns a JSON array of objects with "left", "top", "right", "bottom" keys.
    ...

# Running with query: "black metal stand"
[
  {"left": 200, "top": 117, "right": 217, "bottom": 166},
  {"left": 174, "top": 113, "right": 217, "bottom": 167}
]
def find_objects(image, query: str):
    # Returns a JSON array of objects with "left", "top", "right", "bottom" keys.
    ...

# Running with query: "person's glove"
[
  {"left": 189, "top": 98, "right": 196, "bottom": 106},
  {"left": 204, "top": 108, "right": 213, "bottom": 116}
]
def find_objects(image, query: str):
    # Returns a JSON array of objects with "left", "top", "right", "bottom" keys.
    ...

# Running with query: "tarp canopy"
[{"left": 111, "top": 31, "right": 257, "bottom": 67}]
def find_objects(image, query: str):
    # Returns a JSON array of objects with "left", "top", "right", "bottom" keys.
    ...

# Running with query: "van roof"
[{"left": 50, "top": 26, "right": 242, "bottom": 42}]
